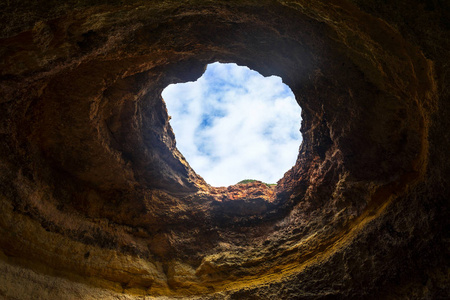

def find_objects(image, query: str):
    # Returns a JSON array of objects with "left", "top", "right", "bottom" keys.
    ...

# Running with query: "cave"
[{"left": 0, "top": 0, "right": 449, "bottom": 299}]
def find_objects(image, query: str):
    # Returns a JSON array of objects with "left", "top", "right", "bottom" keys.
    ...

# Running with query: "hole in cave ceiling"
[{"left": 162, "top": 62, "right": 302, "bottom": 187}]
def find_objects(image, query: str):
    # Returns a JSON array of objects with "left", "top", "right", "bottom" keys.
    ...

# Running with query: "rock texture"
[{"left": 0, "top": 0, "right": 448, "bottom": 299}]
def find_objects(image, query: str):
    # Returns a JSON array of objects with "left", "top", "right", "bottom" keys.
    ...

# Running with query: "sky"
[{"left": 162, "top": 62, "right": 302, "bottom": 187}]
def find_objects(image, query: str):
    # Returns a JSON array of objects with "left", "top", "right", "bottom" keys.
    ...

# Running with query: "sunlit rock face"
[{"left": 0, "top": 0, "right": 448, "bottom": 299}]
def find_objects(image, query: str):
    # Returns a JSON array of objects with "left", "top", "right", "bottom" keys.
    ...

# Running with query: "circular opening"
[{"left": 162, "top": 62, "right": 302, "bottom": 187}]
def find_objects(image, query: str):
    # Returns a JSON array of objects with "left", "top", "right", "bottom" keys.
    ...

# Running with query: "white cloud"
[{"left": 162, "top": 62, "right": 302, "bottom": 187}]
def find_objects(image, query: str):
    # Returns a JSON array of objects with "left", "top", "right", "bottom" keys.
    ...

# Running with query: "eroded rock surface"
[{"left": 0, "top": 0, "right": 448, "bottom": 299}]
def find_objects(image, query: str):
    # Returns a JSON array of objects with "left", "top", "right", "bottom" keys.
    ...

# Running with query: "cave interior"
[{"left": 0, "top": 0, "right": 449, "bottom": 299}]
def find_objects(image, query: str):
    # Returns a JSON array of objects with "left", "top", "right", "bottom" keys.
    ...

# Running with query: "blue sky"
[{"left": 162, "top": 62, "right": 302, "bottom": 187}]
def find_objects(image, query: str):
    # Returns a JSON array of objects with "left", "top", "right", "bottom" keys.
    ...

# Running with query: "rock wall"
[{"left": 0, "top": 0, "right": 448, "bottom": 299}]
